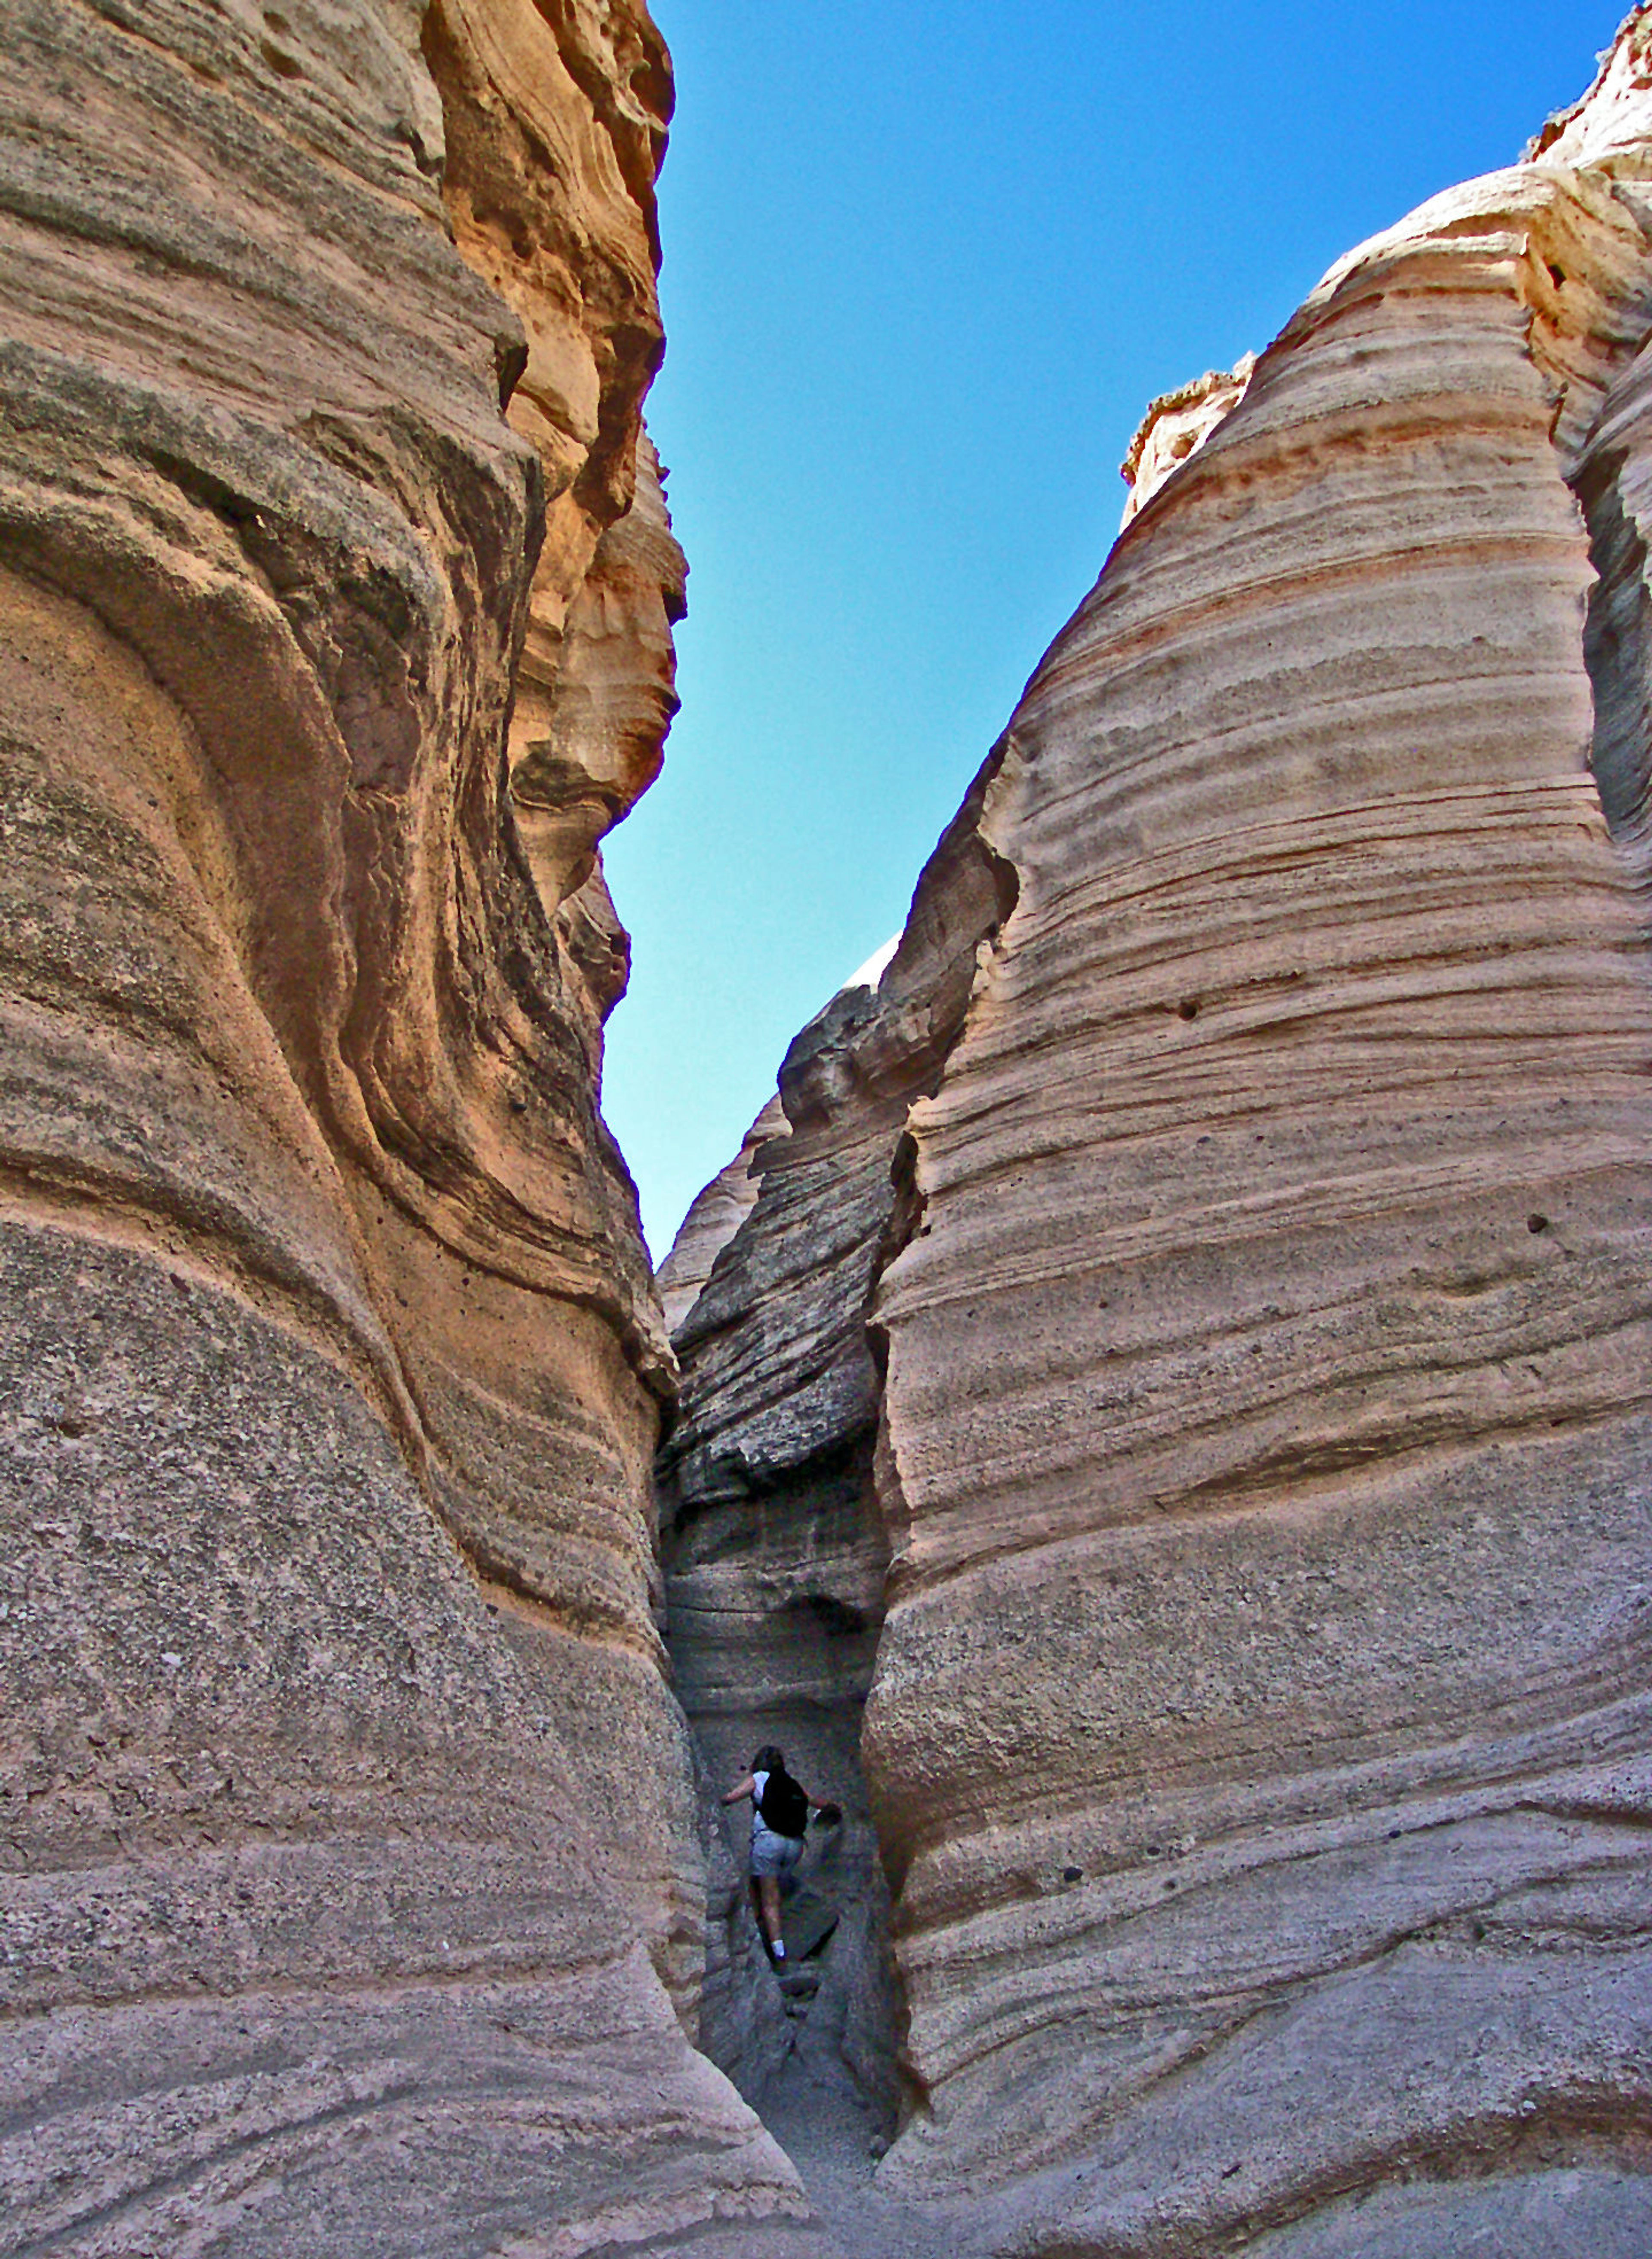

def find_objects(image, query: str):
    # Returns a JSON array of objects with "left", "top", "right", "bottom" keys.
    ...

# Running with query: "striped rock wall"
[
  {"left": 0, "top": 1, "right": 823, "bottom": 2249},
  {"left": 869, "top": 21, "right": 1652, "bottom": 2251}
]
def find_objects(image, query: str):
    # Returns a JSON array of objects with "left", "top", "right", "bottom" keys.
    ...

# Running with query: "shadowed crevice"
[{"left": 1576, "top": 444, "right": 1652, "bottom": 840}]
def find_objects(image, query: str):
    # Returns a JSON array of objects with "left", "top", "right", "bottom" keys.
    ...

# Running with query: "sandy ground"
[{"left": 758, "top": 2057, "right": 997, "bottom": 2259}]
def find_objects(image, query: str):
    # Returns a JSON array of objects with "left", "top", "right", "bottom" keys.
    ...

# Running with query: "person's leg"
[{"left": 758, "top": 1875, "right": 783, "bottom": 1955}]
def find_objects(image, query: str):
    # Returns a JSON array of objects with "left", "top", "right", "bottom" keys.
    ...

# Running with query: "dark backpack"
[{"left": 757, "top": 1766, "right": 808, "bottom": 1837}]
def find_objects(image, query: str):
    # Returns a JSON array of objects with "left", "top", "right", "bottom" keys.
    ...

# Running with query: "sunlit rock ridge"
[
  {"left": 662, "top": 11, "right": 1652, "bottom": 2252},
  {"left": 0, "top": 1, "right": 823, "bottom": 2250}
]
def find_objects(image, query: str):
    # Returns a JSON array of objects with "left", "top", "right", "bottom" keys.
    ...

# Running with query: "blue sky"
[{"left": 601, "top": 0, "right": 1625, "bottom": 1261}]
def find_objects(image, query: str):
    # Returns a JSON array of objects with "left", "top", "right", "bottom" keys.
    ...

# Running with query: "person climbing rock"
[{"left": 721, "top": 1745, "right": 839, "bottom": 1963}]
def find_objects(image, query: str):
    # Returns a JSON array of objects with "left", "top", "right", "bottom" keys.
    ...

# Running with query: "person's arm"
[
  {"left": 805, "top": 1788, "right": 842, "bottom": 1825},
  {"left": 721, "top": 1773, "right": 757, "bottom": 1807}
]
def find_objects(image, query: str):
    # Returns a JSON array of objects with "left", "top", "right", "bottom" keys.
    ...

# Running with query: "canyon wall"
[
  {"left": 656, "top": 1092, "right": 789, "bottom": 1336},
  {"left": 0, "top": 1, "right": 821, "bottom": 2249},
  {"left": 665, "top": 13, "right": 1652, "bottom": 2251}
]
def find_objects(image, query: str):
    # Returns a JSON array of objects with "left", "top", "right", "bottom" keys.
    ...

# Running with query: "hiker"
[{"left": 721, "top": 1745, "right": 838, "bottom": 1963}]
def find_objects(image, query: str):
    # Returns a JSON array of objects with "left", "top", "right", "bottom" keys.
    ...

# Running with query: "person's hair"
[{"left": 752, "top": 1744, "right": 785, "bottom": 1774}]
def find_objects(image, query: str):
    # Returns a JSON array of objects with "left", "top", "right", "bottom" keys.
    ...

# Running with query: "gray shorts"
[{"left": 750, "top": 1821, "right": 804, "bottom": 1879}]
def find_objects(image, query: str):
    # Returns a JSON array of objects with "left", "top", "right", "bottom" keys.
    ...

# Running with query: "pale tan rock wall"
[
  {"left": 1118, "top": 352, "right": 1254, "bottom": 526},
  {"left": 865, "top": 21, "right": 1652, "bottom": 2250},
  {"left": 0, "top": 1, "right": 821, "bottom": 2248}
]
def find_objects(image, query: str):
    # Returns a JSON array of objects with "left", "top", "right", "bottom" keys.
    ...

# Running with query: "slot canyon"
[{"left": 3, "top": 3, "right": 1652, "bottom": 2254}]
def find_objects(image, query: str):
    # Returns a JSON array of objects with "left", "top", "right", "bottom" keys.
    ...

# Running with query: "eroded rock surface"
[
  {"left": 1118, "top": 352, "right": 1255, "bottom": 526},
  {"left": 0, "top": 1, "right": 821, "bottom": 2248},
  {"left": 664, "top": 12, "right": 1652, "bottom": 2251},
  {"left": 869, "top": 19, "right": 1652, "bottom": 2250},
  {"left": 657, "top": 1092, "right": 790, "bottom": 1335}
]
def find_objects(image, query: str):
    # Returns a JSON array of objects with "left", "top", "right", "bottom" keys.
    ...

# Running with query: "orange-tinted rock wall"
[{"left": 0, "top": 1, "right": 819, "bottom": 2248}]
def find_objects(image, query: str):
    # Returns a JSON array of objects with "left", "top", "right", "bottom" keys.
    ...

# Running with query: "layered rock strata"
[
  {"left": 0, "top": 1, "right": 820, "bottom": 2248},
  {"left": 870, "top": 22, "right": 1652, "bottom": 2250},
  {"left": 658, "top": 773, "right": 1014, "bottom": 2115},
  {"left": 668, "top": 12, "right": 1652, "bottom": 2250},
  {"left": 657, "top": 1092, "right": 789, "bottom": 1335},
  {"left": 1117, "top": 352, "right": 1255, "bottom": 527}
]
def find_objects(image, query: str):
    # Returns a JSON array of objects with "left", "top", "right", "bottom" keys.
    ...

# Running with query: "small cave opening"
[{"left": 785, "top": 1589, "right": 869, "bottom": 1639}]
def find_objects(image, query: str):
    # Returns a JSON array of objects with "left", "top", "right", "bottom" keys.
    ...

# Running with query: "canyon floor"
[{"left": 760, "top": 2058, "right": 992, "bottom": 2259}]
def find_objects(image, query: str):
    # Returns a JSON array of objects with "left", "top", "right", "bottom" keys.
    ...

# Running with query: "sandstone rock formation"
[
  {"left": 874, "top": 31, "right": 1652, "bottom": 2247},
  {"left": 1118, "top": 352, "right": 1255, "bottom": 527},
  {"left": 666, "top": 12, "right": 1652, "bottom": 2250},
  {"left": 657, "top": 1092, "right": 789, "bottom": 1335},
  {"left": 658, "top": 782, "right": 1014, "bottom": 2119},
  {"left": 0, "top": 1, "right": 823, "bottom": 2248}
]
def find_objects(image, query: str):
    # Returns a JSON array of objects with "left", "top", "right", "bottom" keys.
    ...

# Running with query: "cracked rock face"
[
  {"left": 0, "top": 1, "right": 820, "bottom": 2250},
  {"left": 665, "top": 11, "right": 1652, "bottom": 2250}
]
